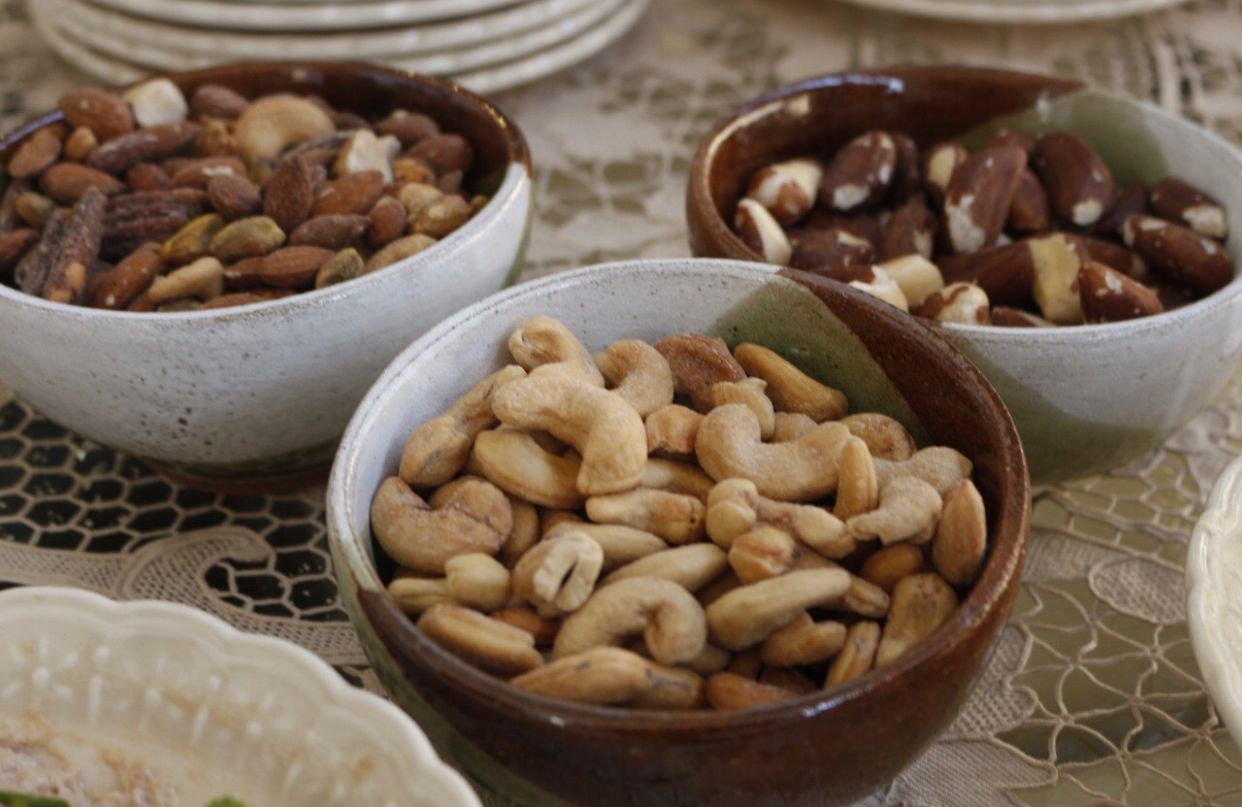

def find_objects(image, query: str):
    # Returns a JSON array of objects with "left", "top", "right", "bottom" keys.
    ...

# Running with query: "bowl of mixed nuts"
[
  {"left": 686, "top": 65, "right": 1242, "bottom": 482},
  {"left": 326, "top": 258, "right": 1030, "bottom": 806},
  {"left": 0, "top": 61, "right": 532, "bottom": 489}
]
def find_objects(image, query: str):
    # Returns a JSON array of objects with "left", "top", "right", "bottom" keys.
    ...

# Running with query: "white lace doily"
[{"left": 3, "top": 0, "right": 1242, "bottom": 803}]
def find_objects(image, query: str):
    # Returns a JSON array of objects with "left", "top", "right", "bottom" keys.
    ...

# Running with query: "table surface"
[{"left": 3, "top": 0, "right": 1242, "bottom": 804}]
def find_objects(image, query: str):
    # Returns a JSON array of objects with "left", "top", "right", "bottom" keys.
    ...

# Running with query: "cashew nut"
[
  {"left": 759, "top": 612, "right": 847, "bottom": 666},
  {"left": 830, "top": 574, "right": 891, "bottom": 618},
  {"left": 931, "top": 479, "right": 987, "bottom": 586},
  {"left": 682, "top": 644, "right": 731, "bottom": 676},
  {"left": 603, "top": 544, "right": 728, "bottom": 592},
  {"left": 512, "top": 529, "right": 603, "bottom": 616},
  {"left": 335, "top": 129, "right": 394, "bottom": 182},
  {"left": 771, "top": 412, "right": 817, "bottom": 443},
  {"left": 733, "top": 343, "right": 848, "bottom": 422},
  {"left": 388, "top": 575, "right": 453, "bottom": 615},
  {"left": 705, "top": 567, "right": 851, "bottom": 651},
  {"left": 499, "top": 497, "right": 540, "bottom": 567},
  {"left": 645, "top": 404, "right": 703, "bottom": 458},
  {"left": 705, "top": 478, "right": 850, "bottom": 558},
  {"left": 554, "top": 577, "right": 707, "bottom": 665},
  {"left": 489, "top": 607, "right": 559, "bottom": 646},
  {"left": 834, "top": 436, "right": 878, "bottom": 520},
  {"left": 874, "top": 446, "right": 972, "bottom": 496},
  {"left": 696, "top": 404, "right": 851, "bottom": 502},
  {"left": 586, "top": 489, "right": 705, "bottom": 544},
  {"left": 875, "top": 573, "right": 958, "bottom": 668},
  {"left": 371, "top": 476, "right": 511, "bottom": 573},
  {"left": 545, "top": 522, "right": 667, "bottom": 571},
  {"left": 513, "top": 647, "right": 698, "bottom": 709},
  {"left": 398, "top": 365, "right": 526, "bottom": 488},
  {"left": 507, "top": 315, "right": 604, "bottom": 386},
  {"left": 859, "top": 543, "right": 928, "bottom": 593},
  {"left": 595, "top": 339, "right": 675, "bottom": 417},
  {"left": 417, "top": 604, "right": 542, "bottom": 675},
  {"left": 540, "top": 509, "right": 583, "bottom": 535},
  {"left": 444, "top": 553, "right": 511, "bottom": 611},
  {"left": 710, "top": 378, "right": 776, "bottom": 439},
  {"left": 654, "top": 333, "right": 747, "bottom": 413},
  {"left": 628, "top": 663, "right": 706, "bottom": 710},
  {"left": 234, "top": 95, "right": 336, "bottom": 162},
  {"left": 491, "top": 374, "right": 647, "bottom": 496},
  {"left": 147, "top": 255, "right": 224, "bottom": 303},
  {"left": 640, "top": 458, "right": 715, "bottom": 502},
  {"left": 847, "top": 476, "right": 943, "bottom": 545},
  {"left": 705, "top": 672, "right": 799, "bottom": 711},
  {"left": 840, "top": 413, "right": 917, "bottom": 461},
  {"left": 727, "top": 525, "right": 800, "bottom": 584},
  {"left": 825, "top": 620, "right": 881, "bottom": 687},
  {"left": 123, "top": 78, "right": 188, "bottom": 127},
  {"left": 471, "top": 428, "right": 584, "bottom": 509}
]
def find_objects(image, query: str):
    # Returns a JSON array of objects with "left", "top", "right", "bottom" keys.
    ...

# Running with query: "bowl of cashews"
[{"left": 326, "top": 257, "right": 1031, "bottom": 806}]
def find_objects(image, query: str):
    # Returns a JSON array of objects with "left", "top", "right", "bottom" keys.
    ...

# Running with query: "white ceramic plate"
[
  {"left": 87, "top": 0, "right": 530, "bottom": 31},
  {"left": 0, "top": 586, "right": 481, "bottom": 806},
  {"left": 1187, "top": 455, "right": 1242, "bottom": 743},
  {"left": 59, "top": 0, "right": 605, "bottom": 59},
  {"left": 34, "top": 0, "right": 648, "bottom": 94},
  {"left": 62, "top": 0, "right": 629, "bottom": 79},
  {"left": 830, "top": 0, "right": 1192, "bottom": 22}
]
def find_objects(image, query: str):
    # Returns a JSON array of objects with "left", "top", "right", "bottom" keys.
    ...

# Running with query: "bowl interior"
[{"left": 331, "top": 258, "right": 1028, "bottom": 730}]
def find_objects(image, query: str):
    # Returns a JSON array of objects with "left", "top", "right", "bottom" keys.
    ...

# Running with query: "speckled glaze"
[
  {"left": 686, "top": 66, "right": 1242, "bottom": 483},
  {"left": 1187, "top": 456, "right": 1242, "bottom": 745},
  {"left": 0, "top": 62, "right": 532, "bottom": 489},
  {"left": 326, "top": 258, "right": 1030, "bottom": 807}
]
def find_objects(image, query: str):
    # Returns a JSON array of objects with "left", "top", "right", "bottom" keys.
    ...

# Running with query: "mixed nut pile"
[
  {"left": 733, "top": 128, "right": 1233, "bottom": 325},
  {"left": 371, "top": 316, "right": 988, "bottom": 711},
  {"left": 0, "top": 79, "right": 485, "bottom": 311}
]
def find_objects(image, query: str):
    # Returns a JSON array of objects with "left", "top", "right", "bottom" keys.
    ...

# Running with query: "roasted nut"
[
  {"left": 207, "top": 173, "right": 262, "bottom": 220},
  {"left": 655, "top": 333, "right": 746, "bottom": 413},
  {"left": 878, "top": 254, "right": 945, "bottom": 309},
  {"left": 586, "top": 489, "right": 706, "bottom": 544},
  {"left": 825, "top": 620, "right": 881, "bottom": 686},
  {"left": 123, "top": 78, "right": 188, "bottom": 128},
  {"left": 63, "top": 127, "right": 99, "bottom": 163},
  {"left": 9, "top": 125, "right": 65, "bottom": 179},
  {"left": 14, "top": 192, "right": 56, "bottom": 229},
  {"left": 710, "top": 378, "right": 776, "bottom": 440},
  {"left": 990, "top": 307, "right": 1052, "bottom": 328},
  {"left": 931, "top": 479, "right": 987, "bottom": 586},
  {"left": 1032, "top": 131, "right": 1115, "bottom": 227},
  {"left": 848, "top": 266, "right": 909, "bottom": 311},
  {"left": 640, "top": 458, "right": 715, "bottom": 501},
  {"left": 411, "top": 194, "right": 471, "bottom": 238},
  {"left": 596, "top": 339, "right": 675, "bottom": 417},
  {"left": 847, "top": 476, "right": 943, "bottom": 545},
  {"left": 370, "top": 475, "right": 512, "bottom": 573},
  {"left": 881, "top": 197, "right": 937, "bottom": 261},
  {"left": 86, "top": 122, "right": 201, "bottom": 175},
  {"left": 771, "top": 412, "right": 817, "bottom": 443},
  {"left": 1078, "top": 260, "right": 1163, "bottom": 323},
  {"left": 705, "top": 672, "right": 799, "bottom": 710},
  {"left": 819, "top": 131, "right": 896, "bottom": 212},
  {"left": 1007, "top": 168, "right": 1053, "bottom": 235},
  {"left": 705, "top": 567, "right": 851, "bottom": 650},
  {"left": 512, "top": 529, "right": 604, "bottom": 616},
  {"left": 921, "top": 142, "right": 969, "bottom": 205},
  {"left": 336, "top": 129, "right": 395, "bottom": 182},
  {"left": 873, "top": 446, "right": 972, "bottom": 496},
  {"left": 875, "top": 573, "right": 958, "bottom": 668},
  {"left": 1029, "top": 232, "right": 1087, "bottom": 324},
  {"left": 508, "top": 315, "right": 604, "bottom": 385},
  {"left": 554, "top": 577, "right": 708, "bottom": 665},
  {"left": 834, "top": 436, "right": 878, "bottom": 520},
  {"left": 914, "top": 281, "right": 990, "bottom": 325},
  {"left": 887, "top": 133, "right": 922, "bottom": 204},
  {"left": 210, "top": 215, "right": 285, "bottom": 263},
  {"left": 746, "top": 158, "right": 822, "bottom": 224},
  {"left": 759, "top": 612, "right": 846, "bottom": 666},
  {"left": 513, "top": 647, "right": 699, "bottom": 708},
  {"left": 418, "top": 604, "right": 542, "bottom": 675},
  {"left": 646, "top": 404, "right": 703, "bottom": 458},
  {"left": 234, "top": 95, "right": 335, "bottom": 162},
  {"left": 377, "top": 110, "right": 440, "bottom": 146},
  {"left": 264, "top": 157, "right": 317, "bottom": 233},
  {"left": 405, "top": 133, "right": 473, "bottom": 176},
  {"left": 170, "top": 157, "right": 247, "bottom": 189},
  {"left": 938, "top": 241, "right": 1034, "bottom": 307},
  {"left": 363, "top": 233, "right": 436, "bottom": 273},
  {"left": 1122, "top": 214, "right": 1232, "bottom": 294},
  {"left": 40, "top": 162, "right": 124, "bottom": 204},
  {"left": 367, "top": 195, "right": 408, "bottom": 246},
  {"left": 289, "top": 213, "right": 369, "bottom": 250},
  {"left": 733, "top": 342, "right": 847, "bottom": 422},
  {"left": 489, "top": 607, "right": 558, "bottom": 646},
  {"left": 471, "top": 428, "right": 584, "bottom": 509},
  {"left": 190, "top": 84, "right": 250, "bottom": 121},
  {"left": 943, "top": 145, "right": 1026, "bottom": 254},
  {"left": 603, "top": 544, "right": 729, "bottom": 592},
  {"left": 443, "top": 552, "right": 511, "bottom": 611},
  {"left": 546, "top": 522, "right": 667, "bottom": 572},
  {"left": 148, "top": 255, "right": 223, "bottom": 302},
  {"left": 859, "top": 543, "right": 928, "bottom": 593},
  {"left": 734, "top": 198, "right": 792, "bottom": 264},
  {"left": 161, "top": 212, "right": 224, "bottom": 266},
  {"left": 260, "top": 245, "right": 333, "bottom": 288},
  {"left": 790, "top": 227, "right": 875, "bottom": 276},
  {"left": 727, "top": 525, "right": 802, "bottom": 583},
  {"left": 0, "top": 229, "right": 36, "bottom": 271},
  {"left": 1150, "top": 178, "right": 1227, "bottom": 240},
  {"left": 706, "top": 478, "right": 850, "bottom": 557},
  {"left": 58, "top": 87, "right": 133, "bottom": 141},
  {"left": 388, "top": 575, "right": 454, "bottom": 615},
  {"left": 38, "top": 187, "right": 105, "bottom": 305}
]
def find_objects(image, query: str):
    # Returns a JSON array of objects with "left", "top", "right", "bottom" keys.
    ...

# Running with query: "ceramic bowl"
[
  {"left": 686, "top": 65, "right": 1242, "bottom": 484},
  {"left": 1187, "top": 455, "right": 1242, "bottom": 743},
  {"left": 0, "top": 586, "right": 481, "bottom": 806},
  {"left": 326, "top": 258, "right": 1031, "bottom": 806},
  {"left": 0, "top": 62, "right": 532, "bottom": 490}
]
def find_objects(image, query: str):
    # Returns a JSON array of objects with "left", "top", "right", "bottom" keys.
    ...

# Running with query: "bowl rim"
[
  {"left": 1186, "top": 454, "right": 1242, "bottom": 740},
  {"left": 686, "top": 63, "right": 1242, "bottom": 340},
  {"left": 0, "top": 584, "right": 483, "bottom": 807},
  {"left": 0, "top": 60, "right": 532, "bottom": 322},
  {"left": 327, "top": 256, "right": 1031, "bottom": 732}
]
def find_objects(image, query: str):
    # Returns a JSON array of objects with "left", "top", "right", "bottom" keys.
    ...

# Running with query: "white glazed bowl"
[
  {"left": 0, "top": 63, "right": 532, "bottom": 489},
  {"left": 0, "top": 586, "right": 481, "bottom": 807},
  {"left": 1187, "top": 456, "right": 1242, "bottom": 742}
]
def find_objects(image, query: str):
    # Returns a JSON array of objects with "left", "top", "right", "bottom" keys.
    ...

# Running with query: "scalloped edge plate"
[
  {"left": 830, "top": 0, "right": 1192, "bottom": 22},
  {"left": 86, "top": 0, "right": 531, "bottom": 31}
]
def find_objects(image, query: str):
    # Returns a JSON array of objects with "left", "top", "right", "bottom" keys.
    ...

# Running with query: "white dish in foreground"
[
  {"left": 0, "top": 586, "right": 480, "bottom": 806},
  {"left": 1187, "top": 456, "right": 1242, "bottom": 743},
  {"left": 830, "top": 0, "right": 1191, "bottom": 22}
]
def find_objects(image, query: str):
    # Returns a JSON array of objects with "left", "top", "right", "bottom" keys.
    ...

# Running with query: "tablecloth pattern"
[{"left": 2, "top": 0, "right": 1242, "bottom": 803}]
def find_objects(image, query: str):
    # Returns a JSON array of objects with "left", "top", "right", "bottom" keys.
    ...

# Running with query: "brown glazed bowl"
[
  {"left": 0, "top": 62, "right": 532, "bottom": 491},
  {"left": 327, "top": 258, "right": 1031, "bottom": 806},
  {"left": 686, "top": 65, "right": 1242, "bottom": 484}
]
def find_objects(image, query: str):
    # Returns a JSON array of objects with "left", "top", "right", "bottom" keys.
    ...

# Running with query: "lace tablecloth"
[{"left": 3, "top": 0, "right": 1242, "bottom": 803}]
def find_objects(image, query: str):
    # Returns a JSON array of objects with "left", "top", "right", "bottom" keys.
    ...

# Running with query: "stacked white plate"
[
  {"left": 29, "top": 0, "right": 649, "bottom": 94},
  {"left": 830, "top": 0, "right": 1192, "bottom": 23}
]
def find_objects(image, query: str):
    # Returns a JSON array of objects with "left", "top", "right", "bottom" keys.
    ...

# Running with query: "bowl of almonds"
[
  {"left": 0, "top": 61, "right": 531, "bottom": 489},
  {"left": 687, "top": 65, "right": 1242, "bottom": 482},
  {"left": 326, "top": 258, "right": 1030, "bottom": 806}
]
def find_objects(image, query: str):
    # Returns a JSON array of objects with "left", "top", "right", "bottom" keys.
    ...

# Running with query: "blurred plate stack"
[
  {"left": 29, "top": 0, "right": 649, "bottom": 93},
  {"left": 828, "top": 0, "right": 1191, "bottom": 22}
]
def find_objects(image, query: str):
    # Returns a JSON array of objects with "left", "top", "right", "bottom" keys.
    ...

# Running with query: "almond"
[
  {"left": 1032, "top": 131, "right": 1115, "bottom": 227},
  {"left": 392, "top": 157, "right": 435, "bottom": 186},
  {"left": 39, "top": 162, "right": 125, "bottom": 204},
  {"left": 1149, "top": 178, "right": 1228, "bottom": 241},
  {"left": 887, "top": 133, "right": 922, "bottom": 205},
  {"left": 90, "top": 241, "right": 161, "bottom": 309},
  {"left": 404, "top": 133, "right": 472, "bottom": 176},
  {"left": 206, "top": 173, "right": 261, "bottom": 219},
  {"left": 943, "top": 145, "right": 1026, "bottom": 254},
  {"left": 200, "top": 289, "right": 292, "bottom": 309},
  {"left": 170, "top": 157, "right": 247, "bottom": 189},
  {"left": 1066, "top": 233, "right": 1149, "bottom": 282},
  {"left": 367, "top": 196, "right": 407, "bottom": 247},
  {"left": 795, "top": 209, "right": 883, "bottom": 248},
  {"left": 1078, "top": 260, "right": 1163, "bottom": 323},
  {"left": 1122, "top": 214, "right": 1232, "bottom": 293},
  {"left": 103, "top": 188, "right": 208, "bottom": 260},
  {"left": 289, "top": 213, "right": 369, "bottom": 250},
  {"left": 745, "top": 159, "right": 821, "bottom": 225},
  {"left": 0, "top": 228, "right": 36, "bottom": 270},
  {"left": 1092, "top": 181, "right": 1147, "bottom": 239},
  {"left": 376, "top": 111, "right": 440, "bottom": 147},
  {"left": 264, "top": 157, "right": 316, "bottom": 233},
  {"left": 734, "top": 198, "right": 791, "bottom": 264},
  {"left": 789, "top": 227, "right": 874, "bottom": 275},
  {"left": 85, "top": 121, "right": 201, "bottom": 175},
  {"left": 9, "top": 125, "right": 66, "bottom": 179},
  {"left": 57, "top": 87, "right": 134, "bottom": 142},
  {"left": 363, "top": 232, "right": 436, "bottom": 274},
  {"left": 1006, "top": 168, "right": 1052, "bottom": 235},
  {"left": 818, "top": 131, "right": 896, "bottom": 212},
  {"left": 880, "top": 197, "right": 936, "bottom": 261},
  {"left": 436, "top": 170, "right": 464, "bottom": 195},
  {"left": 221, "top": 255, "right": 268, "bottom": 290},
  {"left": 313, "top": 170, "right": 384, "bottom": 217},
  {"left": 260, "top": 245, "right": 333, "bottom": 289},
  {"left": 410, "top": 194, "right": 471, "bottom": 238},
  {"left": 126, "top": 162, "right": 172, "bottom": 192},
  {"left": 938, "top": 241, "right": 1034, "bottom": 307},
  {"left": 14, "top": 192, "right": 55, "bottom": 229}
]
